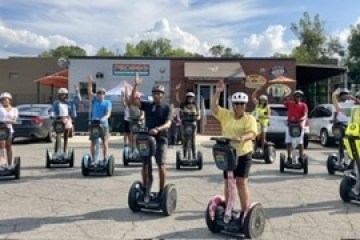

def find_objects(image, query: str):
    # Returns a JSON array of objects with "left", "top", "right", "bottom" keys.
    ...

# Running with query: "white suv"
[{"left": 267, "top": 104, "right": 309, "bottom": 148}]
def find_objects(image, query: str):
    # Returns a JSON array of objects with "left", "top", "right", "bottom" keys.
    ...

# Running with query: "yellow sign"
[{"left": 245, "top": 75, "right": 267, "bottom": 89}]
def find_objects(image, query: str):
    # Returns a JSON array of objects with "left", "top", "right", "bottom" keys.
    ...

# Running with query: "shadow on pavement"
[
  {"left": 0, "top": 207, "right": 161, "bottom": 235},
  {"left": 155, "top": 226, "right": 245, "bottom": 239}
]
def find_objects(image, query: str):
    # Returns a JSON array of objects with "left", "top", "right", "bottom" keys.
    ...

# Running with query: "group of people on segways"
[{"left": 0, "top": 92, "right": 20, "bottom": 179}]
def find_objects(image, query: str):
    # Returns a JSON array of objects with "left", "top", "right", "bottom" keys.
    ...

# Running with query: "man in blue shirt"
[
  {"left": 131, "top": 73, "right": 172, "bottom": 198},
  {"left": 49, "top": 85, "right": 81, "bottom": 153},
  {"left": 87, "top": 75, "right": 112, "bottom": 160}
]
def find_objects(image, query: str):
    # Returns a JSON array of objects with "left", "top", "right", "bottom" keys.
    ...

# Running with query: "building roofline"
[
  {"left": 296, "top": 63, "right": 346, "bottom": 71},
  {"left": 69, "top": 56, "right": 296, "bottom": 61}
]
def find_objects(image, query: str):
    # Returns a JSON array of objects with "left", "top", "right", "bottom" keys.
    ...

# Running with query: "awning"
[
  {"left": 184, "top": 62, "right": 245, "bottom": 79},
  {"left": 33, "top": 69, "right": 68, "bottom": 88}
]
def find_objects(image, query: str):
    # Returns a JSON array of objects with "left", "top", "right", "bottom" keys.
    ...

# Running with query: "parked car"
[
  {"left": 13, "top": 104, "right": 54, "bottom": 142},
  {"left": 308, "top": 103, "right": 352, "bottom": 146},
  {"left": 267, "top": 104, "right": 309, "bottom": 148}
]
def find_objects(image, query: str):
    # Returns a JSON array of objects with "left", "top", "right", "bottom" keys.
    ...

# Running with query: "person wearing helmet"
[
  {"left": 0, "top": 92, "right": 18, "bottom": 167},
  {"left": 49, "top": 86, "right": 81, "bottom": 153},
  {"left": 121, "top": 83, "right": 144, "bottom": 156},
  {"left": 282, "top": 88, "right": 308, "bottom": 163},
  {"left": 332, "top": 88, "right": 358, "bottom": 125},
  {"left": 211, "top": 79, "right": 257, "bottom": 221},
  {"left": 175, "top": 84, "right": 200, "bottom": 158},
  {"left": 87, "top": 75, "right": 112, "bottom": 160},
  {"left": 131, "top": 73, "right": 172, "bottom": 199},
  {"left": 251, "top": 87, "right": 271, "bottom": 153}
]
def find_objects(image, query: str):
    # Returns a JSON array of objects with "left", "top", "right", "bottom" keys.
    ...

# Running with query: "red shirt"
[{"left": 285, "top": 100, "right": 308, "bottom": 123}]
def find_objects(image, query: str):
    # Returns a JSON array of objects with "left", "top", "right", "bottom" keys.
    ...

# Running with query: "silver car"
[{"left": 308, "top": 104, "right": 351, "bottom": 146}]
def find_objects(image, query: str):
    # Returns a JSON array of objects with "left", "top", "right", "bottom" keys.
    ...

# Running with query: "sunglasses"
[{"left": 233, "top": 102, "right": 246, "bottom": 106}]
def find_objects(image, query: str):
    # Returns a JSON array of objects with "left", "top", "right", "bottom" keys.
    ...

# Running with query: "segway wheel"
[
  {"left": 280, "top": 153, "right": 285, "bottom": 173},
  {"left": 128, "top": 181, "right": 142, "bottom": 212},
  {"left": 69, "top": 149, "right": 75, "bottom": 168},
  {"left": 205, "top": 202, "right": 225, "bottom": 233},
  {"left": 107, "top": 155, "right": 115, "bottom": 176},
  {"left": 340, "top": 175, "right": 356, "bottom": 202},
  {"left": 123, "top": 150, "right": 129, "bottom": 167},
  {"left": 176, "top": 151, "right": 181, "bottom": 170},
  {"left": 243, "top": 203, "right": 266, "bottom": 239},
  {"left": 326, "top": 155, "right": 337, "bottom": 175},
  {"left": 81, "top": 155, "right": 89, "bottom": 176},
  {"left": 46, "top": 149, "right": 51, "bottom": 168},
  {"left": 264, "top": 145, "right": 276, "bottom": 164},
  {"left": 162, "top": 184, "right": 177, "bottom": 216},
  {"left": 14, "top": 157, "right": 21, "bottom": 180},
  {"left": 303, "top": 156, "right": 308, "bottom": 175},
  {"left": 197, "top": 151, "right": 203, "bottom": 170}
]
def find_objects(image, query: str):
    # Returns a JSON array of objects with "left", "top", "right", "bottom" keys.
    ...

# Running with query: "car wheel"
[{"left": 320, "top": 129, "right": 329, "bottom": 146}]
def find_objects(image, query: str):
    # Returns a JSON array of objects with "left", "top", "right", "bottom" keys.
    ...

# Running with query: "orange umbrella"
[
  {"left": 269, "top": 76, "right": 296, "bottom": 84},
  {"left": 33, "top": 69, "right": 68, "bottom": 88}
]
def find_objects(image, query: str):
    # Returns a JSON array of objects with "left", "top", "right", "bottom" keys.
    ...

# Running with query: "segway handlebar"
[{"left": 210, "top": 137, "right": 232, "bottom": 144}]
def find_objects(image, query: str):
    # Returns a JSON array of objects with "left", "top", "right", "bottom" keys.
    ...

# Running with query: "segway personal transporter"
[
  {"left": 327, "top": 122, "right": 353, "bottom": 175},
  {"left": 123, "top": 119, "right": 141, "bottom": 166},
  {"left": 81, "top": 120, "right": 115, "bottom": 176},
  {"left": 340, "top": 107, "right": 360, "bottom": 203},
  {"left": 280, "top": 121, "right": 308, "bottom": 174},
  {"left": 128, "top": 128, "right": 177, "bottom": 216},
  {"left": 252, "top": 121, "right": 276, "bottom": 163},
  {"left": 0, "top": 123, "right": 20, "bottom": 179},
  {"left": 46, "top": 117, "right": 74, "bottom": 168},
  {"left": 176, "top": 112, "right": 203, "bottom": 170},
  {"left": 206, "top": 137, "right": 266, "bottom": 238}
]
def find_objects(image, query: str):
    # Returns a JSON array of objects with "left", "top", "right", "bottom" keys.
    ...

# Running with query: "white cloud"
[{"left": 240, "top": 25, "right": 299, "bottom": 57}]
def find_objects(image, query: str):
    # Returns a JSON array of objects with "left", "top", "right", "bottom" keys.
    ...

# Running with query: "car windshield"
[
  {"left": 18, "top": 106, "right": 48, "bottom": 116},
  {"left": 271, "top": 107, "right": 288, "bottom": 117}
]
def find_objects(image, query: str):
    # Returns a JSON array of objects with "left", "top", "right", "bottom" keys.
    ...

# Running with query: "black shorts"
[
  {"left": 223, "top": 153, "right": 252, "bottom": 179},
  {"left": 144, "top": 141, "right": 168, "bottom": 166},
  {"left": 123, "top": 120, "right": 130, "bottom": 133}
]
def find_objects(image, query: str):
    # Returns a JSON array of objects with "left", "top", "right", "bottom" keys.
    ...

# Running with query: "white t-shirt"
[
  {"left": 124, "top": 105, "right": 130, "bottom": 121},
  {"left": 337, "top": 100, "right": 354, "bottom": 123},
  {"left": 0, "top": 106, "right": 18, "bottom": 133},
  {"left": 59, "top": 103, "right": 69, "bottom": 117}
]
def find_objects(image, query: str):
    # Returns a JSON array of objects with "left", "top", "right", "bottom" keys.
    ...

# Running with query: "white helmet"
[
  {"left": 185, "top": 92, "right": 196, "bottom": 98},
  {"left": 58, "top": 88, "right": 68, "bottom": 94},
  {"left": 0, "top": 92, "right": 12, "bottom": 100},
  {"left": 259, "top": 95, "right": 268, "bottom": 101},
  {"left": 293, "top": 90, "right": 304, "bottom": 96},
  {"left": 231, "top": 92, "right": 248, "bottom": 103}
]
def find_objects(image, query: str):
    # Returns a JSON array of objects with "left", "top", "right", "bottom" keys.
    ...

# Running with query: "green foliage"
[
  {"left": 272, "top": 52, "right": 291, "bottom": 58},
  {"left": 96, "top": 47, "right": 115, "bottom": 56},
  {"left": 39, "top": 45, "right": 87, "bottom": 57},
  {"left": 290, "top": 12, "right": 327, "bottom": 63},
  {"left": 208, "top": 44, "right": 243, "bottom": 58},
  {"left": 347, "top": 23, "right": 360, "bottom": 83}
]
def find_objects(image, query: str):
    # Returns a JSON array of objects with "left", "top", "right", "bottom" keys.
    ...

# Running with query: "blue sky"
[{"left": 0, "top": 0, "right": 359, "bottom": 58}]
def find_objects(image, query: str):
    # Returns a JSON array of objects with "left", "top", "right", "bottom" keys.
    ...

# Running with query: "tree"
[
  {"left": 96, "top": 47, "right": 115, "bottom": 56},
  {"left": 347, "top": 23, "right": 360, "bottom": 84},
  {"left": 272, "top": 52, "right": 291, "bottom": 58},
  {"left": 208, "top": 45, "right": 243, "bottom": 58},
  {"left": 39, "top": 45, "right": 87, "bottom": 57},
  {"left": 290, "top": 12, "right": 327, "bottom": 63}
]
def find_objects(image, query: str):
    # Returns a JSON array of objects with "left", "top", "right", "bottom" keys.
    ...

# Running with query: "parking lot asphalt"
[{"left": 1, "top": 136, "right": 360, "bottom": 240}]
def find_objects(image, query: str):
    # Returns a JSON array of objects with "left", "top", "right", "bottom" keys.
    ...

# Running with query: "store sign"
[
  {"left": 266, "top": 84, "right": 291, "bottom": 99},
  {"left": 112, "top": 64, "right": 150, "bottom": 76},
  {"left": 245, "top": 74, "right": 267, "bottom": 89},
  {"left": 270, "top": 66, "right": 288, "bottom": 79}
]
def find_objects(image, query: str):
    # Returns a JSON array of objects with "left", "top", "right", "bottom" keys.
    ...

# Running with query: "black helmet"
[
  {"left": 152, "top": 85, "right": 165, "bottom": 93},
  {"left": 339, "top": 88, "right": 350, "bottom": 97}
]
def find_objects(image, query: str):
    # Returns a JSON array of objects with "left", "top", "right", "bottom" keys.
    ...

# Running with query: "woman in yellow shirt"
[{"left": 211, "top": 79, "right": 258, "bottom": 219}]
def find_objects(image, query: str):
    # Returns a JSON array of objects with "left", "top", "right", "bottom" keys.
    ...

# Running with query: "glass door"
[{"left": 196, "top": 84, "right": 227, "bottom": 115}]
